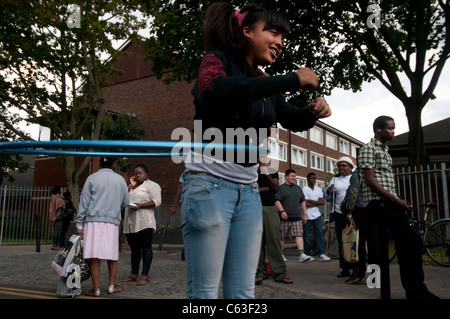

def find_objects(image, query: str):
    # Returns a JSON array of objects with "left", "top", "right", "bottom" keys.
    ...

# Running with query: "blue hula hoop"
[{"left": 0, "top": 140, "right": 266, "bottom": 157}]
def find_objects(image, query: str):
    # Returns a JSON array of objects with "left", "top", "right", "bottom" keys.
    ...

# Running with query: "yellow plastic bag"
[{"left": 341, "top": 217, "right": 359, "bottom": 263}]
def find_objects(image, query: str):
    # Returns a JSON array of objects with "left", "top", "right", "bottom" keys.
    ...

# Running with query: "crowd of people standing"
[{"left": 46, "top": 2, "right": 439, "bottom": 301}]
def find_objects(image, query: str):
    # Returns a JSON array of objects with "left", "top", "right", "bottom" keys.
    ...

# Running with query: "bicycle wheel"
[
  {"left": 323, "top": 220, "right": 339, "bottom": 259},
  {"left": 423, "top": 218, "right": 450, "bottom": 267}
]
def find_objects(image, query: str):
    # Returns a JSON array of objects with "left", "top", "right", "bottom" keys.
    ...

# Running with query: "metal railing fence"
[
  {"left": 0, "top": 186, "right": 53, "bottom": 245},
  {"left": 0, "top": 185, "right": 180, "bottom": 246},
  {"left": 1, "top": 162, "right": 449, "bottom": 245},
  {"left": 394, "top": 163, "right": 449, "bottom": 223}
]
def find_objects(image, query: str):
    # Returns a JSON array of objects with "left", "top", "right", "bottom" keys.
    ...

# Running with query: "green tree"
[
  {"left": 101, "top": 112, "right": 145, "bottom": 173},
  {"left": 0, "top": 1, "right": 149, "bottom": 204},
  {"left": 142, "top": 0, "right": 449, "bottom": 167}
]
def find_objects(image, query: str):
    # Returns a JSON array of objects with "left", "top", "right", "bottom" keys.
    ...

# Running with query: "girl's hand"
[
  {"left": 296, "top": 67, "right": 318, "bottom": 90},
  {"left": 308, "top": 97, "right": 331, "bottom": 119}
]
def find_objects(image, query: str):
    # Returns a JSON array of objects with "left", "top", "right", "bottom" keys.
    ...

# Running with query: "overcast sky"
[{"left": 321, "top": 63, "right": 450, "bottom": 144}]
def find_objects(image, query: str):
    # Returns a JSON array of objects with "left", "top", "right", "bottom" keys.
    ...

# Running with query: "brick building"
[
  {"left": 270, "top": 121, "right": 363, "bottom": 189},
  {"left": 33, "top": 41, "right": 363, "bottom": 205}
]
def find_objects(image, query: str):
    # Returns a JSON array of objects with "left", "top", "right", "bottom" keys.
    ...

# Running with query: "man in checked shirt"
[{"left": 358, "top": 115, "right": 439, "bottom": 300}]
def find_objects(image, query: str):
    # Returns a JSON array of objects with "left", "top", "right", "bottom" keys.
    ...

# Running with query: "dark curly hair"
[{"left": 202, "top": 2, "right": 290, "bottom": 53}]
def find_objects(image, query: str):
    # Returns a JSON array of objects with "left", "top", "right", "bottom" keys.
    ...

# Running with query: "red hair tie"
[{"left": 234, "top": 10, "right": 249, "bottom": 27}]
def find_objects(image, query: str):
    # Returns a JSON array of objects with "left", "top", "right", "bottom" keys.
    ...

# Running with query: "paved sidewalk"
[{"left": 0, "top": 243, "right": 448, "bottom": 300}]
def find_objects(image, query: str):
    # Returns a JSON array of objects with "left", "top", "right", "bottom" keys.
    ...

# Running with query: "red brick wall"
[
  {"left": 102, "top": 73, "right": 195, "bottom": 204},
  {"left": 33, "top": 156, "right": 92, "bottom": 188}
]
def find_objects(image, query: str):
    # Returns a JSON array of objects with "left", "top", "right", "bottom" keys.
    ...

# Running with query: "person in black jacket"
[{"left": 181, "top": 2, "right": 331, "bottom": 299}]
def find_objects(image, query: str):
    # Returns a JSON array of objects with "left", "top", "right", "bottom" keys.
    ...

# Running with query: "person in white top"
[
  {"left": 302, "top": 172, "right": 330, "bottom": 262},
  {"left": 121, "top": 164, "right": 161, "bottom": 287},
  {"left": 325, "top": 156, "right": 354, "bottom": 277}
]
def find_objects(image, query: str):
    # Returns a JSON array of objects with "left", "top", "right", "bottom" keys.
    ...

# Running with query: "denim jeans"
[
  {"left": 181, "top": 174, "right": 262, "bottom": 299},
  {"left": 303, "top": 217, "right": 327, "bottom": 256}
]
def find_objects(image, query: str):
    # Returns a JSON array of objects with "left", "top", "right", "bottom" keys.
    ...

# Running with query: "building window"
[
  {"left": 268, "top": 139, "right": 287, "bottom": 162},
  {"left": 295, "top": 177, "right": 307, "bottom": 188},
  {"left": 351, "top": 144, "right": 358, "bottom": 158},
  {"left": 291, "top": 146, "right": 307, "bottom": 166},
  {"left": 326, "top": 132, "right": 337, "bottom": 150},
  {"left": 316, "top": 180, "right": 325, "bottom": 190},
  {"left": 310, "top": 153, "right": 324, "bottom": 171},
  {"left": 310, "top": 127, "right": 323, "bottom": 145},
  {"left": 326, "top": 158, "right": 337, "bottom": 173},
  {"left": 293, "top": 130, "right": 307, "bottom": 138},
  {"left": 340, "top": 139, "right": 350, "bottom": 155},
  {"left": 277, "top": 174, "right": 306, "bottom": 187}
]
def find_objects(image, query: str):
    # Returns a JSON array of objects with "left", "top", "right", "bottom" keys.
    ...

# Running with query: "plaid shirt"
[{"left": 358, "top": 138, "right": 398, "bottom": 205}]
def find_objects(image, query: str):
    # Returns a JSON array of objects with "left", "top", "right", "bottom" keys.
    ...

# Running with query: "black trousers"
[
  {"left": 351, "top": 206, "right": 368, "bottom": 277},
  {"left": 126, "top": 228, "right": 154, "bottom": 277},
  {"left": 366, "top": 200, "right": 425, "bottom": 298}
]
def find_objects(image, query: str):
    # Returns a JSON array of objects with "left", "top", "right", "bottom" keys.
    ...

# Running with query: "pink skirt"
[{"left": 83, "top": 222, "right": 119, "bottom": 261}]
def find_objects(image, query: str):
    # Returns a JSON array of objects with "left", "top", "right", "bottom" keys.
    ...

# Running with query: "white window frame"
[
  {"left": 326, "top": 132, "right": 337, "bottom": 150},
  {"left": 340, "top": 139, "right": 350, "bottom": 155},
  {"left": 316, "top": 180, "right": 325, "bottom": 190},
  {"left": 295, "top": 177, "right": 307, "bottom": 188},
  {"left": 351, "top": 144, "right": 358, "bottom": 158},
  {"left": 291, "top": 146, "right": 307, "bottom": 167},
  {"left": 278, "top": 173, "right": 285, "bottom": 185},
  {"left": 310, "top": 153, "right": 324, "bottom": 171},
  {"left": 326, "top": 158, "right": 337, "bottom": 174},
  {"left": 268, "top": 138, "right": 287, "bottom": 162},
  {"left": 310, "top": 127, "right": 323, "bottom": 145},
  {"left": 293, "top": 130, "right": 307, "bottom": 138}
]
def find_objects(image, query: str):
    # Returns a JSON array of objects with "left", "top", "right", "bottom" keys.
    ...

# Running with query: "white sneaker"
[
  {"left": 282, "top": 254, "right": 287, "bottom": 262},
  {"left": 320, "top": 254, "right": 331, "bottom": 262},
  {"left": 299, "top": 253, "right": 312, "bottom": 263}
]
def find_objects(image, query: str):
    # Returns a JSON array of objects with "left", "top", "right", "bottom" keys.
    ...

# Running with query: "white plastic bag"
[{"left": 51, "top": 234, "right": 82, "bottom": 277}]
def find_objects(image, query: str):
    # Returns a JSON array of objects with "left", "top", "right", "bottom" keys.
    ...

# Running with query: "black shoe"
[
  {"left": 337, "top": 270, "right": 351, "bottom": 278},
  {"left": 406, "top": 286, "right": 440, "bottom": 300},
  {"left": 345, "top": 275, "right": 363, "bottom": 285},
  {"left": 420, "top": 285, "right": 440, "bottom": 299}
]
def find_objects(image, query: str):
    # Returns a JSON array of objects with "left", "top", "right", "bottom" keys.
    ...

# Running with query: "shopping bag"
[
  {"left": 53, "top": 240, "right": 74, "bottom": 267},
  {"left": 52, "top": 234, "right": 90, "bottom": 297},
  {"left": 70, "top": 254, "right": 90, "bottom": 282},
  {"left": 51, "top": 234, "right": 82, "bottom": 277},
  {"left": 341, "top": 217, "right": 359, "bottom": 263},
  {"left": 56, "top": 277, "right": 81, "bottom": 298}
]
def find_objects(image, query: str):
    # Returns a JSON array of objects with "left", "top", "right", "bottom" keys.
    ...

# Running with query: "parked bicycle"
[{"left": 388, "top": 202, "right": 450, "bottom": 267}]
